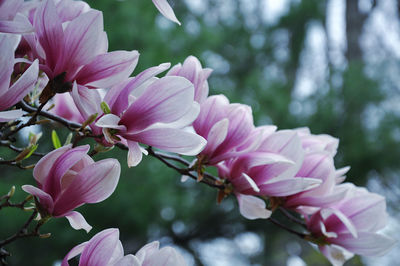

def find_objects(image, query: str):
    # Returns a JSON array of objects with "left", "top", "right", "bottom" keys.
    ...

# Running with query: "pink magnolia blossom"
[
  {"left": 22, "top": 145, "right": 120, "bottom": 232},
  {"left": 167, "top": 56, "right": 212, "bottom": 104},
  {"left": 283, "top": 152, "right": 348, "bottom": 214},
  {"left": 295, "top": 128, "right": 350, "bottom": 183},
  {"left": 152, "top": 0, "right": 181, "bottom": 25},
  {"left": 306, "top": 183, "right": 396, "bottom": 265},
  {"left": 0, "top": 34, "right": 38, "bottom": 122},
  {"left": 0, "top": 0, "right": 33, "bottom": 34},
  {"left": 282, "top": 129, "right": 350, "bottom": 214},
  {"left": 218, "top": 130, "right": 321, "bottom": 219},
  {"left": 72, "top": 63, "right": 206, "bottom": 167},
  {"left": 62, "top": 228, "right": 187, "bottom": 266},
  {"left": 193, "top": 95, "right": 257, "bottom": 165},
  {"left": 25, "top": 0, "right": 138, "bottom": 99}
]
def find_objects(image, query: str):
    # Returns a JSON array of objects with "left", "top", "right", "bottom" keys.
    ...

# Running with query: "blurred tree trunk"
[{"left": 345, "top": 0, "right": 367, "bottom": 61}]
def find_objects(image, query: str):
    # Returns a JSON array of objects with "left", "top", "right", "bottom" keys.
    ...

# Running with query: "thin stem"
[
  {"left": 0, "top": 210, "right": 39, "bottom": 247},
  {"left": 278, "top": 207, "right": 307, "bottom": 227},
  {"left": 0, "top": 195, "right": 33, "bottom": 211},
  {"left": 2, "top": 101, "right": 48, "bottom": 140},
  {"left": 18, "top": 100, "right": 81, "bottom": 130},
  {"left": 268, "top": 217, "right": 308, "bottom": 239},
  {"left": 0, "top": 160, "right": 35, "bottom": 170},
  {"left": 152, "top": 151, "right": 191, "bottom": 167},
  {"left": 0, "top": 141, "right": 45, "bottom": 157},
  {"left": 146, "top": 147, "right": 224, "bottom": 189}
]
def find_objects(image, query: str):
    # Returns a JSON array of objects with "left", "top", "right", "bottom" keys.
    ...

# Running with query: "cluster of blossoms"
[{"left": 0, "top": 0, "right": 395, "bottom": 265}]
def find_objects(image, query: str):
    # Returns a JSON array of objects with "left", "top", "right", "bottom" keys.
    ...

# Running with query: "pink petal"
[
  {"left": 336, "top": 166, "right": 350, "bottom": 184},
  {"left": 143, "top": 246, "right": 187, "bottom": 266},
  {"left": 76, "top": 50, "right": 139, "bottom": 88},
  {"left": 0, "top": 60, "right": 39, "bottom": 109},
  {"left": 331, "top": 232, "right": 396, "bottom": 256},
  {"left": 33, "top": 144, "right": 72, "bottom": 186},
  {"left": 230, "top": 152, "right": 294, "bottom": 176},
  {"left": 255, "top": 130, "right": 304, "bottom": 181},
  {"left": 53, "top": 159, "right": 120, "bottom": 215},
  {"left": 320, "top": 208, "right": 358, "bottom": 238},
  {"left": 150, "top": 101, "right": 200, "bottom": 129},
  {"left": 0, "top": 0, "right": 23, "bottom": 20},
  {"left": 211, "top": 104, "right": 254, "bottom": 159},
  {"left": 0, "top": 109, "right": 24, "bottom": 122},
  {"left": 61, "top": 241, "right": 88, "bottom": 266},
  {"left": 114, "top": 255, "right": 141, "bottom": 266},
  {"left": 105, "top": 63, "right": 170, "bottom": 116},
  {"left": 34, "top": 0, "right": 64, "bottom": 71},
  {"left": 108, "top": 241, "right": 124, "bottom": 265},
  {"left": 21, "top": 185, "right": 54, "bottom": 214},
  {"left": 202, "top": 118, "right": 229, "bottom": 155},
  {"left": 135, "top": 241, "right": 160, "bottom": 263},
  {"left": 96, "top": 114, "right": 126, "bottom": 131},
  {"left": 0, "top": 34, "right": 18, "bottom": 94},
  {"left": 51, "top": 93, "right": 84, "bottom": 123},
  {"left": 285, "top": 185, "right": 348, "bottom": 209},
  {"left": 79, "top": 228, "right": 120, "bottom": 266},
  {"left": 319, "top": 244, "right": 354, "bottom": 266},
  {"left": 71, "top": 82, "right": 102, "bottom": 124},
  {"left": 0, "top": 13, "right": 33, "bottom": 34},
  {"left": 64, "top": 211, "right": 92, "bottom": 233},
  {"left": 121, "top": 76, "right": 194, "bottom": 132},
  {"left": 242, "top": 173, "right": 260, "bottom": 193},
  {"left": 236, "top": 194, "right": 271, "bottom": 220},
  {"left": 55, "top": 0, "right": 90, "bottom": 22},
  {"left": 193, "top": 95, "right": 229, "bottom": 137},
  {"left": 59, "top": 10, "right": 104, "bottom": 77},
  {"left": 152, "top": 0, "right": 181, "bottom": 25},
  {"left": 129, "top": 127, "right": 206, "bottom": 156},
  {"left": 43, "top": 145, "right": 90, "bottom": 198},
  {"left": 256, "top": 177, "right": 321, "bottom": 197},
  {"left": 127, "top": 140, "right": 143, "bottom": 168}
]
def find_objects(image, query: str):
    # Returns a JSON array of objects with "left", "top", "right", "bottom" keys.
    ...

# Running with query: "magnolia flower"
[
  {"left": 295, "top": 128, "right": 350, "bottom": 183},
  {"left": 167, "top": 56, "right": 212, "bottom": 104},
  {"left": 306, "top": 183, "right": 396, "bottom": 266},
  {"left": 26, "top": 0, "right": 138, "bottom": 102},
  {"left": 22, "top": 145, "right": 120, "bottom": 232},
  {"left": 0, "top": 0, "right": 33, "bottom": 34},
  {"left": 62, "top": 228, "right": 187, "bottom": 266},
  {"left": 283, "top": 152, "right": 348, "bottom": 214},
  {"left": 0, "top": 34, "right": 38, "bottom": 122},
  {"left": 152, "top": 0, "right": 181, "bottom": 25},
  {"left": 72, "top": 63, "right": 206, "bottom": 167},
  {"left": 281, "top": 129, "right": 350, "bottom": 214},
  {"left": 218, "top": 130, "right": 321, "bottom": 219},
  {"left": 193, "top": 95, "right": 256, "bottom": 165}
]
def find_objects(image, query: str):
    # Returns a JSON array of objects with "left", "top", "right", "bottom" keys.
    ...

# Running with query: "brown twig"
[
  {"left": 146, "top": 147, "right": 225, "bottom": 189},
  {"left": 278, "top": 207, "right": 307, "bottom": 227},
  {"left": 268, "top": 217, "right": 308, "bottom": 239},
  {"left": 0, "top": 141, "right": 45, "bottom": 157},
  {"left": 2, "top": 100, "right": 50, "bottom": 141},
  {"left": 18, "top": 100, "right": 81, "bottom": 130}
]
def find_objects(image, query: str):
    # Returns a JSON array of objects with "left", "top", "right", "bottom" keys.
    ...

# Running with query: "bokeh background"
[{"left": 1, "top": 0, "right": 400, "bottom": 265}]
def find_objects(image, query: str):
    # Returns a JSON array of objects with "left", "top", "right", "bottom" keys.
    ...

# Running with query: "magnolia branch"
[
  {"left": 0, "top": 188, "right": 47, "bottom": 264},
  {"left": 0, "top": 100, "right": 310, "bottom": 243},
  {"left": 18, "top": 100, "right": 82, "bottom": 130}
]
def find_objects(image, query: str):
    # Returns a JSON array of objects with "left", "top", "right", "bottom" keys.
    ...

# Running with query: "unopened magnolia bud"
[
  {"left": 7, "top": 186, "right": 15, "bottom": 197},
  {"left": 39, "top": 233, "right": 51, "bottom": 239}
]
